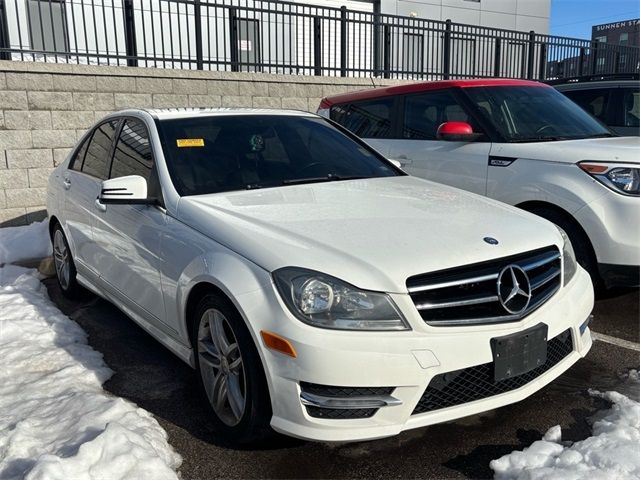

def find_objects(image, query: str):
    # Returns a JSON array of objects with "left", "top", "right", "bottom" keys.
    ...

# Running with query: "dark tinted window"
[
  {"left": 403, "top": 89, "right": 480, "bottom": 139},
  {"left": 622, "top": 88, "right": 640, "bottom": 128},
  {"left": 464, "top": 86, "right": 612, "bottom": 142},
  {"left": 562, "top": 88, "right": 610, "bottom": 123},
  {"left": 82, "top": 121, "right": 118, "bottom": 179},
  {"left": 331, "top": 98, "right": 394, "bottom": 138},
  {"left": 110, "top": 119, "right": 153, "bottom": 180},
  {"left": 158, "top": 115, "right": 400, "bottom": 196},
  {"left": 69, "top": 135, "right": 91, "bottom": 172}
]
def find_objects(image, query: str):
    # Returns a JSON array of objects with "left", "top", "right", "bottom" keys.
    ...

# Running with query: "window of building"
[
  {"left": 595, "top": 35, "right": 607, "bottom": 43},
  {"left": 236, "top": 19, "right": 261, "bottom": 73},
  {"left": 619, "top": 32, "right": 629, "bottom": 46},
  {"left": 82, "top": 121, "right": 118, "bottom": 180},
  {"left": 110, "top": 120, "right": 153, "bottom": 181},
  {"left": 27, "top": 0, "right": 68, "bottom": 53},
  {"left": 330, "top": 98, "right": 394, "bottom": 138}
]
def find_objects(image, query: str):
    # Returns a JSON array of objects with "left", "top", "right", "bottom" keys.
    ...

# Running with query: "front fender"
[
  {"left": 487, "top": 159, "right": 607, "bottom": 214},
  {"left": 174, "top": 248, "right": 272, "bottom": 364}
]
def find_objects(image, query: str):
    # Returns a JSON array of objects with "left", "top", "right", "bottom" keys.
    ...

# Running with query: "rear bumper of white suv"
[{"left": 252, "top": 266, "right": 593, "bottom": 442}]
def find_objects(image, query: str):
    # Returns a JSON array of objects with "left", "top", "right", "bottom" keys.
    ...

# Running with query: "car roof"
[
  {"left": 136, "top": 108, "right": 318, "bottom": 121},
  {"left": 320, "top": 79, "right": 547, "bottom": 107}
]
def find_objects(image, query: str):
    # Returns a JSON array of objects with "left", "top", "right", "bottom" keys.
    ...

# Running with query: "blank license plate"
[{"left": 490, "top": 323, "right": 548, "bottom": 382}]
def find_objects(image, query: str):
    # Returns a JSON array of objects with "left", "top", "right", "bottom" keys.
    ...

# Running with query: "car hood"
[
  {"left": 177, "top": 176, "right": 562, "bottom": 293},
  {"left": 490, "top": 136, "right": 640, "bottom": 164}
]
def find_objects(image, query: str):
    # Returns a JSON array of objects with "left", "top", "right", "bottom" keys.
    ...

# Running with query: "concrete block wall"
[{"left": 0, "top": 61, "right": 405, "bottom": 226}]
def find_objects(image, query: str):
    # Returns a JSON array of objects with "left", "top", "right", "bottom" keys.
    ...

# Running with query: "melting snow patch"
[
  {"left": 491, "top": 372, "right": 640, "bottom": 480},
  {"left": 0, "top": 265, "right": 182, "bottom": 479},
  {"left": 0, "top": 221, "right": 51, "bottom": 265}
]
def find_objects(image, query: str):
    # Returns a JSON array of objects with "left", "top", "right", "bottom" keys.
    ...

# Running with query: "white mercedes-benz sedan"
[{"left": 47, "top": 108, "right": 593, "bottom": 445}]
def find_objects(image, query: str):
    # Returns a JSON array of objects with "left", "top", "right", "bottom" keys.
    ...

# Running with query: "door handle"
[
  {"left": 94, "top": 198, "right": 107, "bottom": 212},
  {"left": 63, "top": 177, "right": 71, "bottom": 190}
]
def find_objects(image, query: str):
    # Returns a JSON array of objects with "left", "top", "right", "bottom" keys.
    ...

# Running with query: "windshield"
[
  {"left": 157, "top": 115, "right": 400, "bottom": 196},
  {"left": 463, "top": 86, "right": 614, "bottom": 142}
]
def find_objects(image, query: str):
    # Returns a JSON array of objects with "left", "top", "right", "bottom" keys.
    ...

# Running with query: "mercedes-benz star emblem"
[{"left": 497, "top": 265, "right": 532, "bottom": 315}]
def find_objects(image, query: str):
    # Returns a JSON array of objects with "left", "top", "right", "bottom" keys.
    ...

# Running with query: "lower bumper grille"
[
  {"left": 412, "top": 329, "right": 574, "bottom": 415},
  {"left": 300, "top": 382, "right": 397, "bottom": 420},
  {"left": 305, "top": 406, "right": 378, "bottom": 419}
]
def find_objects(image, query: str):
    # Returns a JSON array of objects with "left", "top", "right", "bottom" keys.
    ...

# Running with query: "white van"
[{"left": 319, "top": 79, "right": 640, "bottom": 288}]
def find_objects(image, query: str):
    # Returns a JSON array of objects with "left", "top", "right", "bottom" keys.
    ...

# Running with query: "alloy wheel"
[
  {"left": 53, "top": 229, "right": 70, "bottom": 290},
  {"left": 198, "top": 308, "right": 247, "bottom": 426}
]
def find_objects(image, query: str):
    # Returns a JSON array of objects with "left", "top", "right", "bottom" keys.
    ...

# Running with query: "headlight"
[
  {"left": 273, "top": 267, "right": 410, "bottom": 331},
  {"left": 579, "top": 162, "right": 640, "bottom": 195},
  {"left": 557, "top": 227, "right": 578, "bottom": 286}
]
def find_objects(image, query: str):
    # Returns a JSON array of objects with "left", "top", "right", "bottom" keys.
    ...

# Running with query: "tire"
[
  {"left": 51, "top": 223, "right": 83, "bottom": 298},
  {"left": 192, "top": 293, "right": 273, "bottom": 446},
  {"left": 526, "top": 206, "right": 601, "bottom": 288}
]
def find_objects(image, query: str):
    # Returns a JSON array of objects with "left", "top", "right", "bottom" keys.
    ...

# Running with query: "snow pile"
[
  {"left": 491, "top": 372, "right": 640, "bottom": 480},
  {"left": 0, "top": 265, "right": 182, "bottom": 480},
  {"left": 0, "top": 221, "right": 51, "bottom": 265}
]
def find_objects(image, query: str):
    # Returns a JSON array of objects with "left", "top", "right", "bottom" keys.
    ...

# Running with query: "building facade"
[
  {"left": 383, "top": 0, "right": 549, "bottom": 34},
  {"left": 546, "top": 18, "right": 640, "bottom": 80},
  {"left": 592, "top": 18, "right": 640, "bottom": 48}
]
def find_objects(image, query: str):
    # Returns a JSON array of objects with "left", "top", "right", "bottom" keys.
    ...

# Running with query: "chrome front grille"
[{"left": 407, "top": 246, "right": 561, "bottom": 326}]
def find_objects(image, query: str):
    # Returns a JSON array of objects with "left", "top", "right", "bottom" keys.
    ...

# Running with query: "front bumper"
[
  {"left": 242, "top": 267, "right": 593, "bottom": 442},
  {"left": 574, "top": 189, "right": 640, "bottom": 276}
]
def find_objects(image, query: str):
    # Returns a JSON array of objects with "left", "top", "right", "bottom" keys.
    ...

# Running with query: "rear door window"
[
  {"left": 81, "top": 121, "right": 118, "bottom": 179},
  {"left": 68, "top": 135, "right": 91, "bottom": 172},
  {"left": 330, "top": 98, "right": 394, "bottom": 138}
]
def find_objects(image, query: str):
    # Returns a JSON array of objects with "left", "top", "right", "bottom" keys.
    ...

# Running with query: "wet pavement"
[{"left": 44, "top": 279, "right": 639, "bottom": 479}]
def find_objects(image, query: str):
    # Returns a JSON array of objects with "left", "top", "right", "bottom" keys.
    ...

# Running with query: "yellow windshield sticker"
[{"left": 176, "top": 138, "right": 205, "bottom": 148}]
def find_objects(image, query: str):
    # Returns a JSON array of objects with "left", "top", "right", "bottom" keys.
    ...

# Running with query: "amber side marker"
[
  {"left": 579, "top": 163, "right": 608, "bottom": 174},
  {"left": 261, "top": 331, "right": 297, "bottom": 358}
]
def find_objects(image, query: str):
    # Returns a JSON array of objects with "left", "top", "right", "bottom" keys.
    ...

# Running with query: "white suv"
[
  {"left": 319, "top": 80, "right": 640, "bottom": 288},
  {"left": 47, "top": 109, "right": 592, "bottom": 444}
]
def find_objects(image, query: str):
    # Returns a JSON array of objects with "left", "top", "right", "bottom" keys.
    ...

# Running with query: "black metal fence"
[{"left": 1, "top": 0, "right": 639, "bottom": 80}]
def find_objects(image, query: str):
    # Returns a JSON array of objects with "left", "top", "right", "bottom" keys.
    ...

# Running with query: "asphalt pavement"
[{"left": 43, "top": 278, "right": 639, "bottom": 479}]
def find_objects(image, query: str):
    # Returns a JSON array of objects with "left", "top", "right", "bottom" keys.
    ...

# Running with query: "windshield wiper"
[
  {"left": 581, "top": 133, "right": 617, "bottom": 139},
  {"left": 282, "top": 174, "right": 370, "bottom": 186},
  {"left": 510, "top": 132, "right": 617, "bottom": 143}
]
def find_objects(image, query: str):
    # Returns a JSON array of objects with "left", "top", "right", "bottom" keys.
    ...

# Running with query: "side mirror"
[
  {"left": 436, "top": 121, "right": 482, "bottom": 142},
  {"left": 388, "top": 159, "right": 403, "bottom": 169},
  {"left": 100, "top": 175, "right": 154, "bottom": 205}
]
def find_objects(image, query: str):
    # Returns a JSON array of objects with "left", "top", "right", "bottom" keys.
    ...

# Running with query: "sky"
[{"left": 550, "top": 0, "right": 640, "bottom": 39}]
